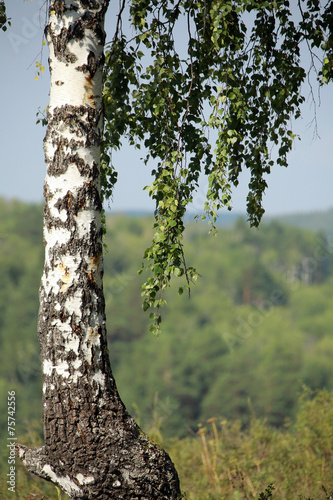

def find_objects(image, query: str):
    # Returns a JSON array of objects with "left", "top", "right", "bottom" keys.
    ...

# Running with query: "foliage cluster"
[
  {"left": 0, "top": 0, "right": 10, "bottom": 32},
  {"left": 102, "top": 0, "right": 333, "bottom": 331}
]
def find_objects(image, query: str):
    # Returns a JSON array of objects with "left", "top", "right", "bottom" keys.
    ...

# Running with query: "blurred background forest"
[{"left": 1, "top": 197, "right": 333, "bottom": 499}]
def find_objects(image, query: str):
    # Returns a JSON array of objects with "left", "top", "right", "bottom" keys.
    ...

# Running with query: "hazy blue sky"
[{"left": 1, "top": 1, "right": 332, "bottom": 218}]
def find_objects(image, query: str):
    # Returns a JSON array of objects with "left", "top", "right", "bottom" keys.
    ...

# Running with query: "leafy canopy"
[{"left": 98, "top": 1, "right": 332, "bottom": 332}]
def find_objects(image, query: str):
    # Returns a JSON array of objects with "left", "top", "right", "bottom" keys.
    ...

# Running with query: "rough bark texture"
[{"left": 17, "top": 1, "right": 181, "bottom": 498}]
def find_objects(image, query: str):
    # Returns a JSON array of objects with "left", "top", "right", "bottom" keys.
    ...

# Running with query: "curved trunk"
[{"left": 17, "top": 1, "right": 181, "bottom": 498}]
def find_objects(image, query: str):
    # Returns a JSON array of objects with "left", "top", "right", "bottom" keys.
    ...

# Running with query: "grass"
[
  {"left": 166, "top": 389, "right": 333, "bottom": 499},
  {"left": 1, "top": 389, "right": 332, "bottom": 499}
]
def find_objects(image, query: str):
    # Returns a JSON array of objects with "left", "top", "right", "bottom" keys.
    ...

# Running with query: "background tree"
[{"left": 7, "top": 0, "right": 332, "bottom": 498}]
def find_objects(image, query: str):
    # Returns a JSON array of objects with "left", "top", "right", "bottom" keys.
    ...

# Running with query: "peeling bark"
[{"left": 17, "top": 1, "right": 181, "bottom": 498}]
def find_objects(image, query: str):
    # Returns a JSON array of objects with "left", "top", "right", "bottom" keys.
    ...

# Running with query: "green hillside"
[
  {"left": 0, "top": 198, "right": 333, "bottom": 498},
  {"left": 271, "top": 207, "right": 333, "bottom": 237}
]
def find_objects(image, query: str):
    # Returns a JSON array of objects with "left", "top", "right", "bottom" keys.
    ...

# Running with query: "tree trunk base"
[{"left": 17, "top": 417, "right": 182, "bottom": 499}]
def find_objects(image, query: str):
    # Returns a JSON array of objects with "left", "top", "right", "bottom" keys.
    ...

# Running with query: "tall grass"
[
  {"left": 167, "top": 389, "right": 333, "bottom": 499},
  {"left": 1, "top": 389, "right": 332, "bottom": 499}
]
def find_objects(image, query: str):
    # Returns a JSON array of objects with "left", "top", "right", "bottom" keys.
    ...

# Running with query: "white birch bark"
[{"left": 16, "top": 1, "right": 181, "bottom": 498}]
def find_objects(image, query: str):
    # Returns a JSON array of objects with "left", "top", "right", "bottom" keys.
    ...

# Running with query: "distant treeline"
[{"left": 0, "top": 198, "right": 333, "bottom": 446}]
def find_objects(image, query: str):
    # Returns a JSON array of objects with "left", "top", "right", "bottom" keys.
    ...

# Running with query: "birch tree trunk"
[{"left": 16, "top": 1, "right": 181, "bottom": 498}]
